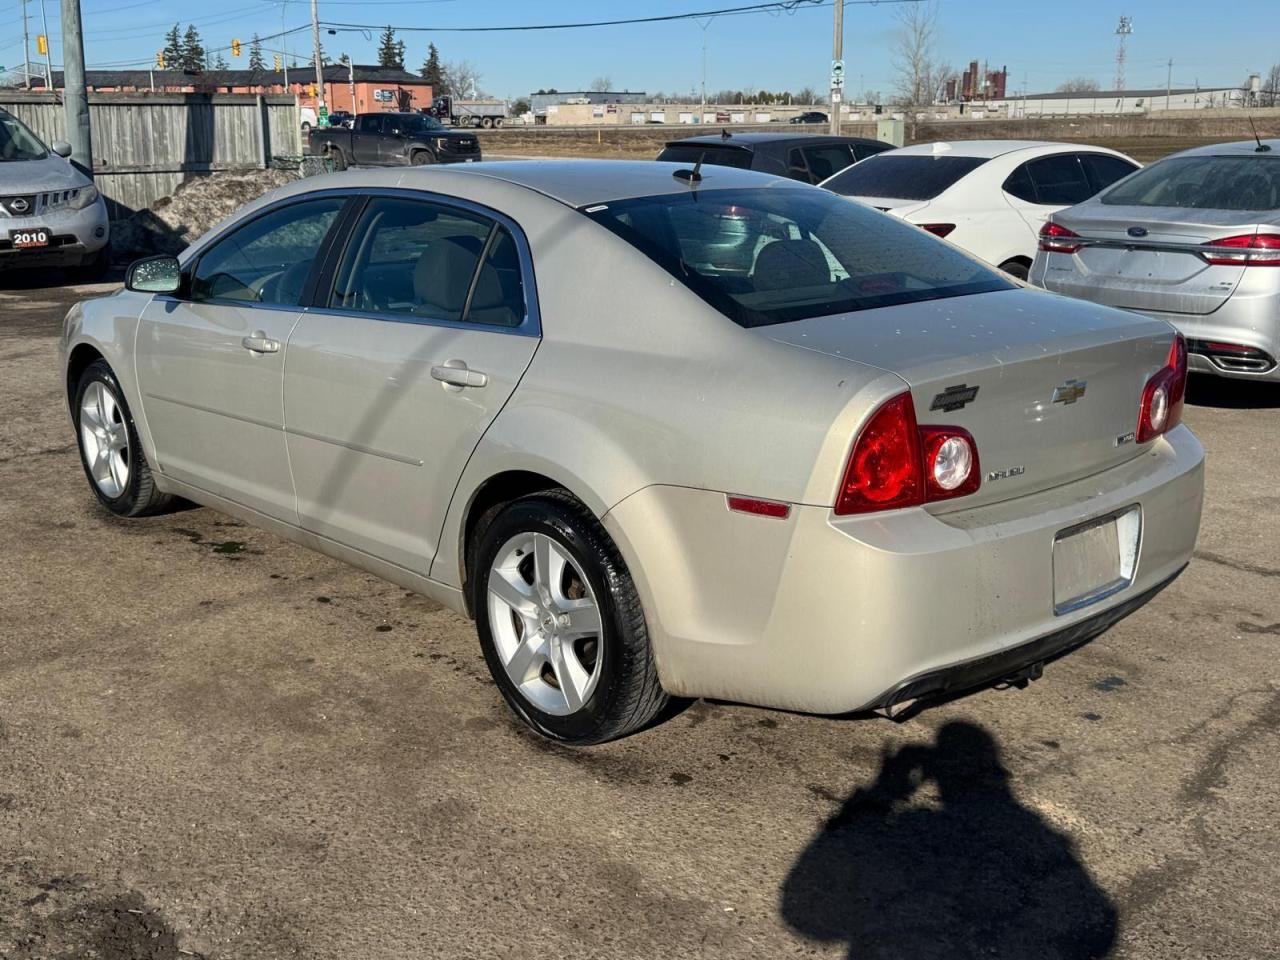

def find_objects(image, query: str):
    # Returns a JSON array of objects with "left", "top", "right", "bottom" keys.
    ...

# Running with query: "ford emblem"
[{"left": 1127, "top": 226, "right": 1148, "bottom": 238}]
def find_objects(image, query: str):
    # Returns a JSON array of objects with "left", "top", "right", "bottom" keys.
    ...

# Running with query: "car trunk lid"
[
  {"left": 1044, "top": 205, "right": 1270, "bottom": 315},
  {"left": 763, "top": 288, "right": 1175, "bottom": 511}
]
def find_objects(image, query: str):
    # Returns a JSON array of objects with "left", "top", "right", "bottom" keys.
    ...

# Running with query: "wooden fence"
[{"left": 0, "top": 92, "right": 302, "bottom": 218}]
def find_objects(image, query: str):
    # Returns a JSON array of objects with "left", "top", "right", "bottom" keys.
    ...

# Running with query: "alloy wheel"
[{"left": 79, "top": 380, "right": 131, "bottom": 499}]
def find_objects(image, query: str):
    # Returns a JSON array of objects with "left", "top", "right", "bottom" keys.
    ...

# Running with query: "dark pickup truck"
[{"left": 308, "top": 112, "right": 482, "bottom": 169}]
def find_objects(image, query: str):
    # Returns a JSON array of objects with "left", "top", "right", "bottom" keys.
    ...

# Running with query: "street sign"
[
  {"left": 830, "top": 76, "right": 845, "bottom": 88},
  {"left": 831, "top": 59, "right": 845, "bottom": 79},
  {"left": 831, "top": 90, "right": 843, "bottom": 103}
]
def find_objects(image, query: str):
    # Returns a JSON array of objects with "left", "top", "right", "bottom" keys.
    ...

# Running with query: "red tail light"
[
  {"left": 1039, "top": 221, "right": 1082, "bottom": 254},
  {"left": 1137, "top": 335, "right": 1188, "bottom": 444},
  {"left": 1202, "top": 233, "right": 1280, "bottom": 266},
  {"left": 920, "top": 223, "right": 956, "bottom": 238},
  {"left": 835, "top": 393, "right": 981, "bottom": 515}
]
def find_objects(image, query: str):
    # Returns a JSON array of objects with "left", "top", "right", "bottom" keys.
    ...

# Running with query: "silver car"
[
  {"left": 60, "top": 161, "right": 1204, "bottom": 743},
  {"left": 0, "top": 108, "right": 110, "bottom": 275},
  {"left": 1031, "top": 138, "right": 1280, "bottom": 381}
]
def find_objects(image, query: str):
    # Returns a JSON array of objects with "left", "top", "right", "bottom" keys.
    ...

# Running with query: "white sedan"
[{"left": 821, "top": 140, "right": 1140, "bottom": 280}]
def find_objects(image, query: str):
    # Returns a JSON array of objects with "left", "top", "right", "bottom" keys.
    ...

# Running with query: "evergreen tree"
[
  {"left": 420, "top": 42, "right": 443, "bottom": 88},
  {"left": 162, "top": 24, "right": 182, "bottom": 68},
  {"left": 180, "top": 24, "right": 205, "bottom": 72},
  {"left": 248, "top": 33, "right": 265, "bottom": 71},
  {"left": 211, "top": 52, "right": 229, "bottom": 70},
  {"left": 395, "top": 39, "right": 406, "bottom": 70},
  {"left": 377, "top": 26, "right": 400, "bottom": 67}
]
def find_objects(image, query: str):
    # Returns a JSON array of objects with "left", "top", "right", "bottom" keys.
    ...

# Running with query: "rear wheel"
[
  {"left": 73, "top": 360, "right": 173, "bottom": 517},
  {"left": 327, "top": 146, "right": 348, "bottom": 172},
  {"left": 471, "top": 493, "right": 668, "bottom": 744},
  {"left": 999, "top": 258, "right": 1030, "bottom": 281}
]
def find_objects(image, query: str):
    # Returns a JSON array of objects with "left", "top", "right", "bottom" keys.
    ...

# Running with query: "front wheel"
[
  {"left": 409, "top": 150, "right": 435, "bottom": 166},
  {"left": 73, "top": 360, "right": 173, "bottom": 517},
  {"left": 471, "top": 493, "right": 668, "bottom": 744}
]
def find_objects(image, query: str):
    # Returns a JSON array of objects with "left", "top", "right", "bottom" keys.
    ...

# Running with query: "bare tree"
[
  {"left": 588, "top": 76, "right": 613, "bottom": 93},
  {"left": 1263, "top": 63, "right": 1280, "bottom": 107},
  {"left": 443, "top": 60, "right": 483, "bottom": 99},
  {"left": 796, "top": 85, "right": 820, "bottom": 105},
  {"left": 891, "top": 0, "right": 941, "bottom": 106},
  {"left": 1057, "top": 76, "right": 1101, "bottom": 93}
]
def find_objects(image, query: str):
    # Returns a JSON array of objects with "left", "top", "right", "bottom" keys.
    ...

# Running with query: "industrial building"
[{"left": 989, "top": 84, "right": 1250, "bottom": 116}]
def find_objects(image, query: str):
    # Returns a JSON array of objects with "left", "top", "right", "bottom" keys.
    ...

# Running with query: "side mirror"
[
  {"left": 51, "top": 141, "right": 73, "bottom": 158},
  {"left": 126, "top": 255, "right": 182, "bottom": 294}
]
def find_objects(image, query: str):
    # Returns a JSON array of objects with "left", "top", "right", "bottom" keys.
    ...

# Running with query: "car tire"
[
  {"left": 471, "top": 492, "right": 668, "bottom": 745},
  {"left": 73, "top": 360, "right": 173, "bottom": 518},
  {"left": 493, "top": 118, "right": 503, "bottom": 127},
  {"left": 999, "top": 258, "right": 1030, "bottom": 281},
  {"left": 410, "top": 150, "right": 434, "bottom": 165},
  {"left": 328, "top": 147, "right": 348, "bottom": 172}
]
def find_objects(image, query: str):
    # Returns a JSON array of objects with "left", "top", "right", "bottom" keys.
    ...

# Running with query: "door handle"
[
  {"left": 431, "top": 360, "right": 488, "bottom": 389},
  {"left": 241, "top": 332, "right": 279, "bottom": 354}
]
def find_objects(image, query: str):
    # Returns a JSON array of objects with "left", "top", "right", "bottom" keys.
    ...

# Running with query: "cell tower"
[{"left": 1114, "top": 15, "right": 1133, "bottom": 92}]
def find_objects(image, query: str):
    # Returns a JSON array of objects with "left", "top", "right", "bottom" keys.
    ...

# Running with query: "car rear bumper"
[{"left": 604, "top": 424, "right": 1204, "bottom": 714}]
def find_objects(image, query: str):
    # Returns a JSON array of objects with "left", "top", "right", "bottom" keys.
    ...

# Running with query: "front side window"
[
  {"left": 329, "top": 196, "right": 525, "bottom": 326},
  {"left": 584, "top": 187, "right": 1012, "bottom": 328},
  {"left": 822, "top": 154, "right": 988, "bottom": 199},
  {"left": 190, "top": 197, "right": 345, "bottom": 305},
  {"left": 0, "top": 112, "right": 49, "bottom": 161},
  {"left": 1100, "top": 155, "right": 1280, "bottom": 211}
]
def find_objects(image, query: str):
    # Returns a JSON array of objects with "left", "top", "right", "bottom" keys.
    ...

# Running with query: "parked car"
[
  {"left": 308, "top": 112, "right": 482, "bottom": 169},
  {"left": 326, "top": 111, "right": 355, "bottom": 129},
  {"left": 0, "top": 108, "right": 109, "bottom": 277},
  {"left": 656, "top": 132, "right": 892, "bottom": 184},
  {"left": 1032, "top": 138, "right": 1280, "bottom": 382},
  {"left": 821, "top": 141, "right": 1140, "bottom": 279},
  {"left": 62, "top": 161, "right": 1203, "bottom": 744},
  {"left": 789, "top": 111, "right": 829, "bottom": 125}
]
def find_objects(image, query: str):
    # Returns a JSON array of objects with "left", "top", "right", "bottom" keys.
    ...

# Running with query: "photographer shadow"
[{"left": 781, "top": 722, "right": 1117, "bottom": 960}]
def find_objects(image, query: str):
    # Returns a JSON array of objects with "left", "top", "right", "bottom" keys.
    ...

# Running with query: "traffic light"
[
  {"left": 308, "top": 83, "right": 317, "bottom": 97},
  {"left": 273, "top": 54, "right": 282, "bottom": 71},
  {"left": 36, "top": 35, "right": 47, "bottom": 56},
  {"left": 231, "top": 38, "right": 241, "bottom": 58},
  {"left": 156, "top": 51, "right": 166, "bottom": 68}
]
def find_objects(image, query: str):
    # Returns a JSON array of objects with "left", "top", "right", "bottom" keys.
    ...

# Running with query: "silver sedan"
[
  {"left": 60, "top": 160, "right": 1204, "bottom": 743},
  {"left": 1032, "top": 138, "right": 1280, "bottom": 381}
]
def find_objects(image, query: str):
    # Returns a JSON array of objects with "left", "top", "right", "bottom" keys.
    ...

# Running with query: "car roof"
[
  {"left": 416, "top": 159, "right": 801, "bottom": 207},
  {"left": 1169, "top": 138, "right": 1280, "bottom": 158},
  {"left": 880, "top": 140, "right": 1099, "bottom": 159},
  {"left": 665, "top": 132, "right": 884, "bottom": 148}
]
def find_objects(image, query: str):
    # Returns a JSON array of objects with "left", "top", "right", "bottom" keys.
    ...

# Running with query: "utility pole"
[
  {"left": 22, "top": 0, "right": 32, "bottom": 89},
  {"left": 830, "top": 0, "right": 843, "bottom": 135},
  {"left": 344, "top": 54, "right": 354, "bottom": 111},
  {"left": 311, "top": 0, "right": 327, "bottom": 123},
  {"left": 1166, "top": 58, "right": 1172, "bottom": 111},
  {"left": 39, "top": 0, "right": 52, "bottom": 91},
  {"left": 281, "top": 1, "right": 290, "bottom": 88},
  {"left": 60, "top": 0, "right": 92, "bottom": 174}
]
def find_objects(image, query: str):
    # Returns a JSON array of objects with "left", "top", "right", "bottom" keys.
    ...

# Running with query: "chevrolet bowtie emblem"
[{"left": 1052, "top": 379, "right": 1087, "bottom": 405}]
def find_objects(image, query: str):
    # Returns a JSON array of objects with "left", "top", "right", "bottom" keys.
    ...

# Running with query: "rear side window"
[
  {"left": 330, "top": 196, "right": 525, "bottom": 326},
  {"left": 1002, "top": 163, "right": 1037, "bottom": 202},
  {"left": 852, "top": 142, "right": 890, "bottom": 162},
  {"left": 1024, "top": 154, "right": 1094, "bottom": 205},
  {"left": 584, "top": 187, "right": 1011, "bottom": 328},
  {"left": 356, "top": 115, "right": 380, "bottom": 133},
  {"left": 822, "top": 155, "right": 988, "bottom": 199},
  {"left": 1081, "top": 153, "right": 1139, "bottom": 193},
  {"left": 801, "top": 144, "right": 856, "bottom": 183},
  {"left": 1101, "top": 155, "right": 1280, "bottom": 211},
  {"left": 656, "top": 144, "right": 752, "bottom": 169},
  {"left": 191, "top": 197, "right": 345, "bottom": 305}
]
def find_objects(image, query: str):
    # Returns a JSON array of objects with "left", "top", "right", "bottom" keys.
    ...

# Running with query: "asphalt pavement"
[{"left": 1, "top": 270, "right": 1277, "bottom": 960}]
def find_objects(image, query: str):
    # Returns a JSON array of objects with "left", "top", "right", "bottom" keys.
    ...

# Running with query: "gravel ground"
[{"left": 1, "top": 271, "right": 1278, "bottom": 960}]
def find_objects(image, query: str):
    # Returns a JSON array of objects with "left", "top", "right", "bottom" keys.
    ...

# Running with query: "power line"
[{"left": 319, "top": 0, "right": 924, "bottom": 35}]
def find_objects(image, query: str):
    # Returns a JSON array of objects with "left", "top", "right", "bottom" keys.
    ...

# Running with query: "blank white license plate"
[
  {"left": 11, "top": 228, "right": 49, "bottom": 249},
  {"left": 1052, "top": 507, "right": 1141, "bottom": 615}
]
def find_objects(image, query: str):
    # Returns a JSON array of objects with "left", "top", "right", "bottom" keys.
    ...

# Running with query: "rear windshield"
[
  {"left": 0, "top": 112, "right": 48, "bottom": 161},
  {"left": 822, "top": 154, "right": 988, "bottom": 200},
  {"left": 1101, "top": 155, "right": 1280, "bottom": 211},
  {"left": 656, "top": 144, "right": 752, "bottom": 170},
  {"left": 582, "top": 186, "right": 1012, "bottom": 328}
]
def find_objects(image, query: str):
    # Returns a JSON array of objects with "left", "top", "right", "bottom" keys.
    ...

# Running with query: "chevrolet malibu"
[{"left": 60, "top": 161, "right": 1205, "bottom": 744}]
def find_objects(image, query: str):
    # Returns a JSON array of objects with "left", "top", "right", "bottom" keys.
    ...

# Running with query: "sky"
[{"left": 2, "top": 0, "right": 1276, "bottom": 99}]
